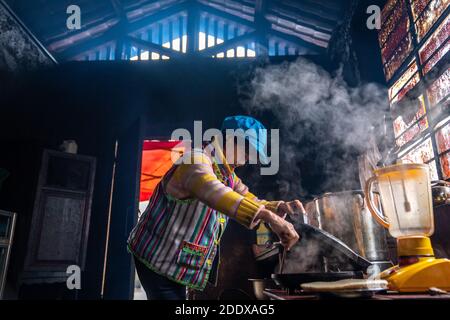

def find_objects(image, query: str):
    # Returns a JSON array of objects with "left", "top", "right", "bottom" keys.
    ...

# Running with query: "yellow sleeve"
[
  {"left": 233, "top": 175, "right": 282, "bottom": 213},
  {"left": 173, "top": 153, "right": 263, "bottom": 229}
]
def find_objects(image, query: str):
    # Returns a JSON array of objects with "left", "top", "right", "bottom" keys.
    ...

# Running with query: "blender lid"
[{"left": 373, "top": 163, "right": 428, "bottom": 175}]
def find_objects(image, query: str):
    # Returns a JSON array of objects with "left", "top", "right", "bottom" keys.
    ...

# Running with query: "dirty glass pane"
[
  {"left": 415, "top": 0, "right": 450, "bottom": 41},
  {"left": 383, "top": 35, "right": 413, "bottom": 81},
  {"left": 401, "top": 137, "right": 434, "bottom": 163},
  {"left": 439, "top": 152, "right": 450, "bottom": 179},
  {"left": 427, "top": 68, "right": 450, "bottom": 107},
  {"left": 411, "top": 0, "right": 432, "bottom": 21},
  {"left": 400, "top": 138, "right": 438, "bottom": 178},
  {"left": 396, "top": 124, "right": 421, "bottom": 147},
  {"left": 419, "top": 14, "right": 450, "bottom": 74},
  {"left": 393, "top": 95, "right": 427, "bottom": 138},
  {"left": 382, "top": 0, "right": 401, "bottom": 23},
  {"left": 435, "top": 120, "right": 450, "bottom": 153},
  {"left": 428, "top": 160, "right": 440, "bottom": 180},
  {"left": 389, "top": 61, "right": 418, "bottom": 102},
  {"left": 379, "top": 0, "right": 408, "bottom": 52}
]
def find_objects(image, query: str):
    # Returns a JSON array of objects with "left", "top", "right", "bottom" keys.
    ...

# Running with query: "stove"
[{"left": 263, "top": 288, "right": 450, "bottom": 300}]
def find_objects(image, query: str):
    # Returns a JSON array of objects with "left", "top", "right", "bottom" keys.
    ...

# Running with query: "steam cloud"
[
  {"left": 240, "top": 58, "right": 391, "bottom": 273},
  {"left": 241, "top": 58, "right": 389, "bottom": 197}
]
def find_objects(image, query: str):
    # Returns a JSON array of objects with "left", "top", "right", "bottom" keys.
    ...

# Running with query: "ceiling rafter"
[
  {"left": 50, "top": 1, "right": 186, "bottom": 55},
  {"left": 266, "top": 14, "right": 331, "bottom": 42},
  {"left": 198, "top": 31, "right": 256, "bottom": 56},
  {"left": 281, "top": 0, "right": 342, "bottom": 20},
  {"left": 110, "top": 0, "right": 127, "bottom": 20},
  {"left": 125, "top": 1, "right": 189, "bottom": 33},
  {"left": 269, "top": 3, "right": 336, "bottom": 31},
  {"left": 197, "top": 0, "right": 255, "bottom": 17},
  {"left": 127, "top": 35, "right": 185, "bottom": 58},
  {"left": 35, "top": 0, "right": 344, "bottom": 60},
  {"left": 196, "top": 2, "right": 254, "bottom": 27},
  {"left": 269, "top": 28, "right": 327, "bottom": 50},
  {"left": 254, "top": 0, "right": 270, "bottom": 55}
]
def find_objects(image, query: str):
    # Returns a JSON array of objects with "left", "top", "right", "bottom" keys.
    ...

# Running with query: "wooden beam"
[
  {"left": 56, "top": 28, "right": 120, "bottom": 60},
  {"left": 110, "top": 0, "right": 127, "bottom": 20},
  {"left": 254, "top": 0, "right": 270, "bottom": 56},
  {"left": 196, "top": 2, "right": 254, "bottom": 28},
  {"left": 281, "top": 0, "right": 342, "bottom": 22},
  {"left": 55, "top": 2, "right": 187, "bottom": 58},
  {"left": 198, "top": 31, "right": 256, "bottom": 56},
  {"left": 269, "top": 29, "right": 325, "bottom": 51},
  {"left": 266, "top": 14, "right": 331, "bottom": 43},
  {"left": 269, "top": 4, "right": 336, "bottom": 32},
  {"left": 186, "top": 0, "right": 199, "bottom": 54},
  {"left": 126, "top": 1, "right": 189, "bottom": 33},
  {"left": 127, "top": 35, "right": 185, "bottom": 58},
  {"left": 0, "top": 0, "right": 58, "bottom": 63}
]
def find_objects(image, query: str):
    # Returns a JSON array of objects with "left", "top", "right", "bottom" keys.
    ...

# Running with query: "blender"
[{"left": 365, "top": 163, "right": 450, "bottom": 292}]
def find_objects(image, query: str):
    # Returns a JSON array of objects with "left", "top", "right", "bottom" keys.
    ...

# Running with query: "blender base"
[{"left": 379, "top": 258, "right": 450, "bottom": 292}]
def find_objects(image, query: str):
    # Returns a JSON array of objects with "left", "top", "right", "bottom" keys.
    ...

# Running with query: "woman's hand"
[
  {"left": 256, "top": 208, "right": 300, "bottom": 250},
  {"left": 276, "top": 200, "right": 306, "bottom": 218}
]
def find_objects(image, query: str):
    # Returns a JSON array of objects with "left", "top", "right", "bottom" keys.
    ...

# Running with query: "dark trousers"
[{"left": 134, "top": 257, "right": 187, "bottom": 300}]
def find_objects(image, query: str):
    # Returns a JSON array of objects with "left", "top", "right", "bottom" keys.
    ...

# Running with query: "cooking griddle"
[
  {"left": 294, "top": 222, "right": 372, "bottom": 271},
  {"left": 271, "top": 222, "right": 371, "bottom": 290},
  {"left": 272, "top": 271, "right": 364, "bottom": 290}
]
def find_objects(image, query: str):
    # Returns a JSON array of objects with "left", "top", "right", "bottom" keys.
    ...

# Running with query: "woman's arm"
[
  {"left": 166, "top": 151, "right": 300, "bottom": 249},
  {"left": 169, "top": 152, "right": 263, "bottom": 229},
  {"left": 233, "top": 177, "right": 306, "bottom": 217}
]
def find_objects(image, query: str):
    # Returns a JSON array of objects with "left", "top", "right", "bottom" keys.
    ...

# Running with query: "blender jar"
[{"left": 365, "top": 163, "right": 434, "bottom": 238}]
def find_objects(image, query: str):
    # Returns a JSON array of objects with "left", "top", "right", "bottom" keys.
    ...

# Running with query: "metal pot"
[
  {"left": 304, "top": 190, "right": 390, "bottom": 265},
  {"left": 431, "top": 180, "right": 450, "bottom": 206},
  {"left": 248, "top": 279, "right": 276, "bottom": 300}
]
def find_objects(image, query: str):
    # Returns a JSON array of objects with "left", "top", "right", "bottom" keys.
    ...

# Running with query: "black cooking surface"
[
  {"left": 272, "top": 271, "right": 364, "bottom": 290},
  {"left": 272, "top": 222, "right": 372, "bottom": 275}
]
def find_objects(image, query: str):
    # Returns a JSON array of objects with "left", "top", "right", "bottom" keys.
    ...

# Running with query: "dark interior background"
[{"left": 0, "top": 0, "right": 388, "bottom": 300}]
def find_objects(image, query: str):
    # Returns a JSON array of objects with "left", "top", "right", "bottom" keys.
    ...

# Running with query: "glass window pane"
[
  {"left": 435, "top": 121, "right": 450, "bottom": 153},
  {"left": 401, "top": 137, "right": 435, "bottom": 163},
  {"left": 419, "top": 14, "right": 450, "bottom": 74},
  {"left": 400, "top": 138, "right": 437, "bottom": 178},
  {"left": 382, "top": 0, "right": 401, "bottom": 23},
  {"left": 379, "top": 0, "right": 408, "bottom": 52},
  {"left": 415, "top": 0, "right": 450, "bottom": 41},
  {"left": 439, "top": 152, "right": 450, "bottom": 179},
  {"left": 428, "top": 160, "right": 440, "bottom": 180},
  {"left": 389, "top": 61, "right": 419, "bottom": 102},
  {"left": 383, "top": 35, "right": 413, "bottom": 81},
  {"left": 393, "top": 95, "right": 427, "bottom": 138},
  {"left": 396, "top": 124, "right": 421, "bottom": 147},
  {"left": 427, "top": 68, "right": 450, "bottom": 107},
  {"left": 381, "top": 14, "right": 410, "bottom": 64},
  {"left": 423, "top": 41, "right": 450, "bottom": 74},
  {"left": 411, "top": 0, "right": 432, "bottom": 21}
]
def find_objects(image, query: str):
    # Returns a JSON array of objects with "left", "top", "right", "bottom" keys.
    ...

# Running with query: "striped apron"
[{"left": 127, "top": 161, "right": 233, "bottom": 290}]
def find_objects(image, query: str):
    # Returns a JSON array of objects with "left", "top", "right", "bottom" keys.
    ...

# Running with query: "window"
[{"left": 379, "top": 0, "right": 450, "bottom": 180}]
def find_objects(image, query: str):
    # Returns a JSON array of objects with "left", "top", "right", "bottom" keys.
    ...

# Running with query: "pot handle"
[
  {"left": 364, "top": 176, "right": 390, "bottom": 228},
  {"left": 352, "top": 190, "right": 365, "bottom": 209},
  {"left": 431, "top": 180, "right": 450, "bottom": 187}
]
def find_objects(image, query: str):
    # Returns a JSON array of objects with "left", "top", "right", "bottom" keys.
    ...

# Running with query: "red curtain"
[{"left": 140, "top": 140, "right": 184, "bottom": 202}]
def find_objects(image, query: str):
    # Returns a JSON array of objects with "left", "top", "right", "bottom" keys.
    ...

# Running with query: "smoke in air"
[{"left": 241, "top": 57, "right": 389, "bottom": 197}]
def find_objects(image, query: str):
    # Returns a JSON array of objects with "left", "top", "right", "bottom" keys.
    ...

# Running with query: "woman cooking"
[{"left": 127, "top": 115, "right": 304, "bottom": 300}]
